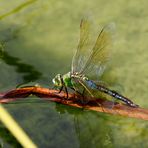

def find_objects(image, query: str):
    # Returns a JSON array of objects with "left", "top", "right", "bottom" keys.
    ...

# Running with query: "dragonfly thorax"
[
  {"left": 62, "top": 72, "right": 73, "bottom": 87},
  {"left": 71, "top": 72, "right": 88, "bottom": 80},
  {"left": 52, "top": 72, "right": 73, "bottom": 88}
]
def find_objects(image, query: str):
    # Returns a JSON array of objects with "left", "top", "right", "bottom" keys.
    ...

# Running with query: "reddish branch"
[{"left": 0, "top": 86, "right": 148, "bottom": 120}]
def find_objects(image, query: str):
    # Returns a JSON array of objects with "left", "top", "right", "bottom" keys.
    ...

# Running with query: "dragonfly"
[{"left": 52, "top": 18, "right": 138, "bottom": 108}]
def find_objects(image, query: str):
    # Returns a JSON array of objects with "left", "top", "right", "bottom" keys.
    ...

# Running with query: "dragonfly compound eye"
[
  {"left": 52, "top": 74, "right": 62, "bottom": 87},
  {"left": 52, "top": 78, "right": 55, "bottom": 84}
]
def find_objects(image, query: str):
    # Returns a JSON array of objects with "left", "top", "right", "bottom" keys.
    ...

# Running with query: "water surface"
[{"left": 0, "top": 0, "right": 148, "bottom": 147}]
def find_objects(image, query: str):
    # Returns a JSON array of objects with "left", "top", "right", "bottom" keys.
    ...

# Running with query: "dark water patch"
[{"left": 0, "top": 44, "right": 42, "bottom": 83}]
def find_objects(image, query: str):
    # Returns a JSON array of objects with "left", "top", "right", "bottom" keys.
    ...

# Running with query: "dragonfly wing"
[
  {"left": 80, "top": 23, "right": 115, "bottom": 80},
  {"left": 71, "top": 77, "right": 94, "bottom": 97},
  {"left": 71, "top": 77, "right": 111, "bottom": 101},
  {"left": 71, "top": 17, "right": 94, "bottom": 73}
]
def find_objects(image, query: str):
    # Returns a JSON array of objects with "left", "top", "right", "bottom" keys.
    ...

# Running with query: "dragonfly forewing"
[
  {"left": 71, "top": 17, "right": 115, "bottom": 81},
  {"left": 72, "top": 17, "right": 96, "bottom": 74}
]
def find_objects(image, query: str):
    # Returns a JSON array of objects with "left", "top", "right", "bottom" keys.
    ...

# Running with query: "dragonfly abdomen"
[
  {"left": 96, "top": 84, "right": 138, "bottom": 107},
  {"left": 85, "top": 79, "right": 138, "bottom": 107}
]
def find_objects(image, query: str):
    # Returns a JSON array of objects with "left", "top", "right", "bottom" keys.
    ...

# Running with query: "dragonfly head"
[{"left": 52, "top": 74, "right": 63, "bottom": 87}]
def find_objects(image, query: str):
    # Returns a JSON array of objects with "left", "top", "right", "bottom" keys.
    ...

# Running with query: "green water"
[{"left": 0, "top": 0, "right": 148, "bottom": 147}]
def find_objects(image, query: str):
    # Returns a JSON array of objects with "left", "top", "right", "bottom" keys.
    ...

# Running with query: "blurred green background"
[{"left": 0, "top": 0, "right": 148, "bottom": 147}]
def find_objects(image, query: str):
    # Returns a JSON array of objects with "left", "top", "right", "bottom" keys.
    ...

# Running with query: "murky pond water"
[{"left": 0, "top": 0, "right": 148, "bottom": 147}]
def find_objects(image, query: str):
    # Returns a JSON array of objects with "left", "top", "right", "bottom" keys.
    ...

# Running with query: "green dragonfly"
[{"left": 52, "top": 18, "right": 138, "bottom": 107}]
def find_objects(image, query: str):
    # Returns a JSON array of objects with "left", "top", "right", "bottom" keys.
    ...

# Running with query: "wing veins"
[
  {"left": 72, "top": 18, "right": 91, "bottom": 73},
  {"left": 80, "top": 26, "right": 111, "bottom": 74}
]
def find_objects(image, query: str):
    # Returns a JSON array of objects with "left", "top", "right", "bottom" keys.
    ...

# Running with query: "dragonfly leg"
[
  {"left": 82, "top": 88, "right": 85, "bottom": 96},
  {"left": 70, "top": 86, "right": 87, "bottom": 104},
  {"left": 81, "top": 88, "right": 87, "bottom": 103},
  {"left": 58, "top": 85, "right": 63, "bottom": 93},
  {"left": 94, "top": 100, "right": 105, "bottom": 112},
  {"left": 70, "top": 87, "right": 82, "bottom": 96},
  {"left": 81, "top": 89, "right": 90, "bottom": 104},
  {"left": 64, "top": 86, "right": 69, "bottom": 98}
]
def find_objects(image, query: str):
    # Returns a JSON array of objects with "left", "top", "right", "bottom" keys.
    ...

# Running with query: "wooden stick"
[{"left": 0, "top": 87, "right": 148, "bottom": 120}]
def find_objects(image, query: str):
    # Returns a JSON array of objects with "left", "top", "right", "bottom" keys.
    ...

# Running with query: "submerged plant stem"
[
  {"left": 0, "top": 87, "right": 148, "bottom": 120},
  {"left": 0, "top": 0, "right": 37, "bottom": 20}
]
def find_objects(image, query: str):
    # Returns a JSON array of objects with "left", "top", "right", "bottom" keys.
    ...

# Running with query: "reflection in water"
[
  {"left": 0, "top": 0, "right": 42, "bottom": 84},
  {"left": 0, "top": 44, "right": 42, "bottom": 83},
  {"left": 0, "top": 0, "right": 37, "bottom": 20},
  {"left": 6, "top": 99, "right": 113, "bottom": 147},
  {"left": 0, "top": 20, "right": 43, "bottom": 84},
  {"left": 55, "top": 103, "right": 112, "bottom": 148},
  {"left": 5, "top": 99, "right": 147, "bottom": 147}
]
